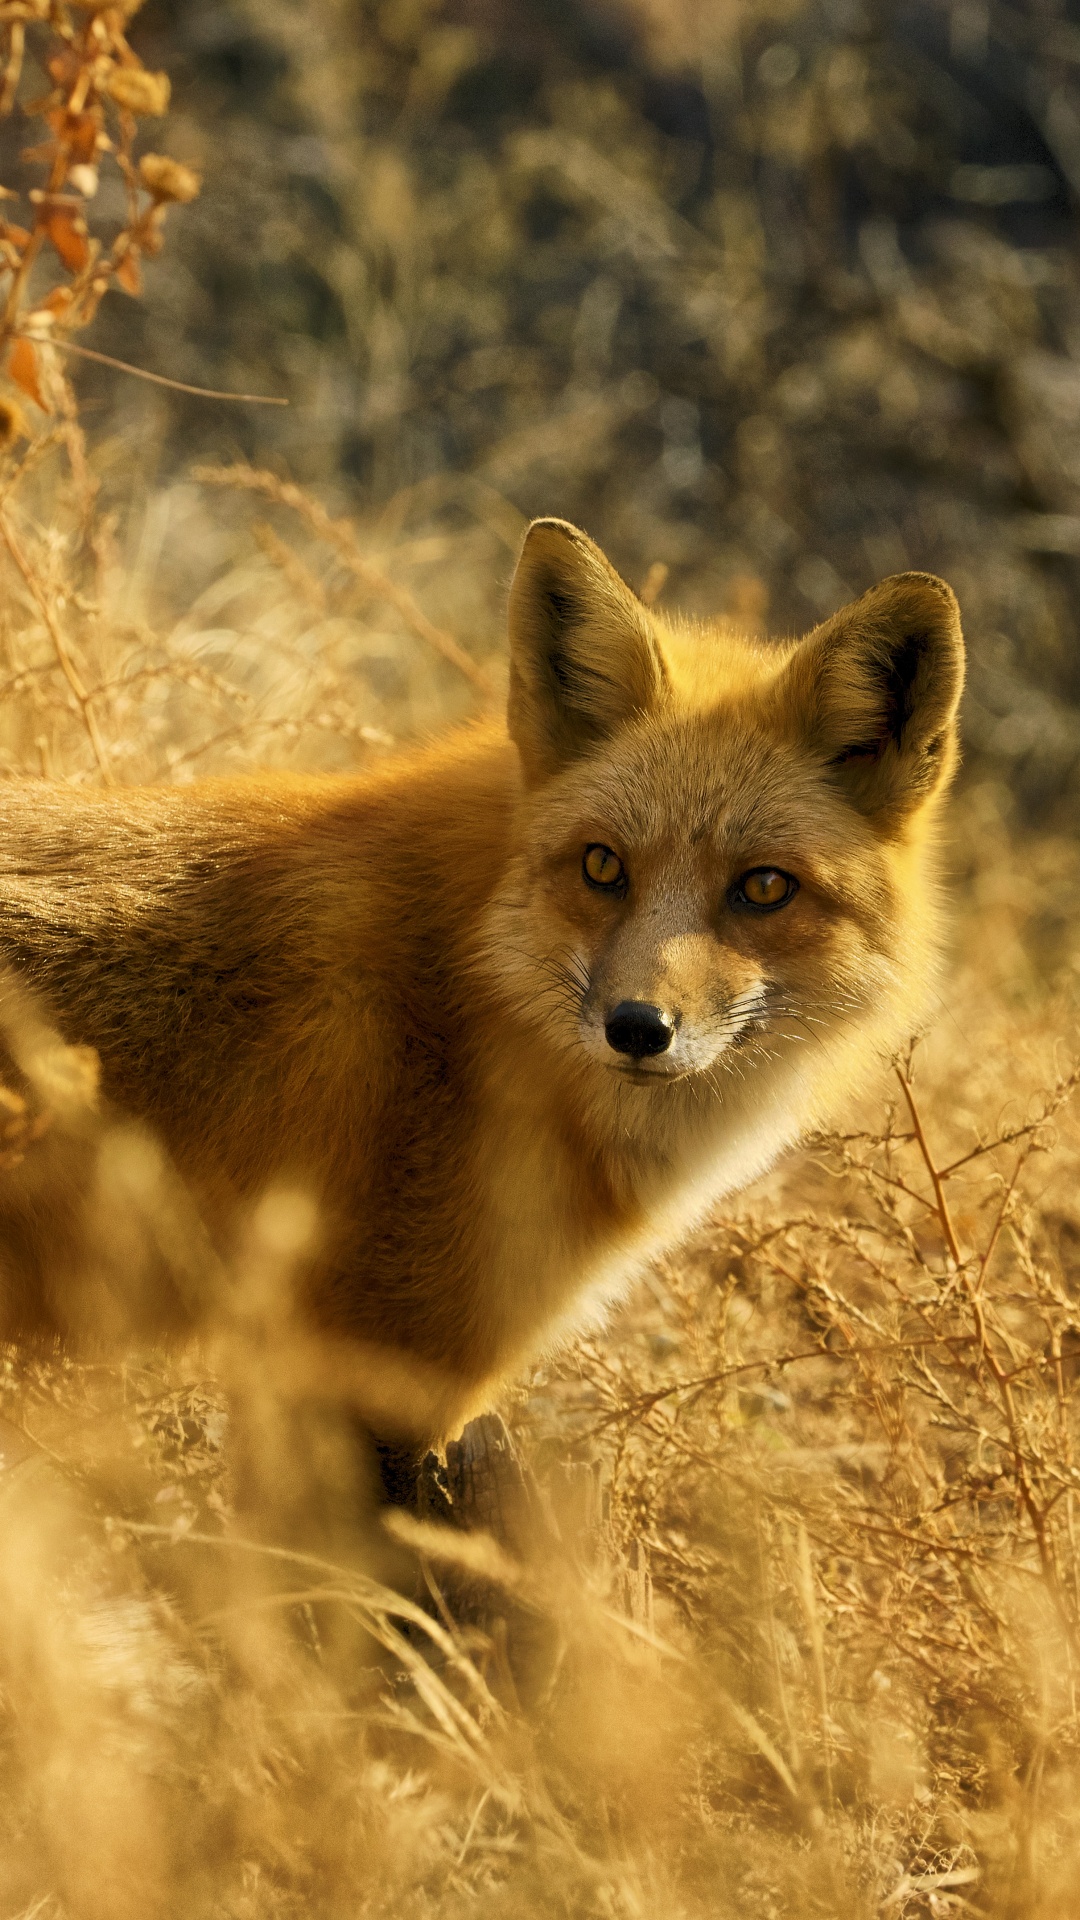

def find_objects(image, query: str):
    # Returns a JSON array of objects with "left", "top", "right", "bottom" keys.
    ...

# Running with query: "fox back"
[{"left": 0, "top": 520, "right": 964, "bottom": 1448}]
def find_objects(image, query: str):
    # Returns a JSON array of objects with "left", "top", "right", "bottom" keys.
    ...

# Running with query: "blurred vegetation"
[{"left": 44, "top": 0, "right": 1080, "bottom": 827}]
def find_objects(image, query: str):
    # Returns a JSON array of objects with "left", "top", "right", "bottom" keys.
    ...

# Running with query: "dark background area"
[{"left": 22, "top": 0, "right": 1080, "bottom": 824}]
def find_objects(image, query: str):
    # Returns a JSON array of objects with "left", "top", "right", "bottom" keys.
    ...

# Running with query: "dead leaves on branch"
[
  {"left": 0, "top": 0, "right": 200, "bottom": 428},
  {"left": 0, "top": 3, "right": 485, "bottom": 781},
  {"left": 32, "top": 193, "right": 89, "bottom": 271}
]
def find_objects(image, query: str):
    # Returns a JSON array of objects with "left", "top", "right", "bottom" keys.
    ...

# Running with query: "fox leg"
[{"left": 370, "top": 1432, "right": 453, "bottom": 1522}]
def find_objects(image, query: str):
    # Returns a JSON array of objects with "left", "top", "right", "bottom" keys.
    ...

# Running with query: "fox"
[{"left": 0, "top": 519, "right": 964, "bottom": 1496}]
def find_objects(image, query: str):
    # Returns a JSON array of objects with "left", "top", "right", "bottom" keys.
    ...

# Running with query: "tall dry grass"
[
  {"left": 0, "top": 482, "right": 1073, "bottom": 1915},
  {"left": 2, "top": 769, "right": 1078, "bottom": 1919}
]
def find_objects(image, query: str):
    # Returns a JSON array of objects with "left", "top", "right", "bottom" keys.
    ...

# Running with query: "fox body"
[{"left": 0, "top": 522, "right": 964, "bottom": 1449}]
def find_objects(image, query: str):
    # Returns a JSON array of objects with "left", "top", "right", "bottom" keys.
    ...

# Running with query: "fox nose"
[{"left": 605, "top": 1001, "right": 676, "bottom": 1059}]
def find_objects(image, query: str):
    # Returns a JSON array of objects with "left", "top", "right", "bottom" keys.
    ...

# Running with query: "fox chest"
[
  {"left": 467, "top": 1102, "right": 651, "bottom": 1367},
  {"left": 468, "top": 1070, "right": 813, "bottom": 1373}
]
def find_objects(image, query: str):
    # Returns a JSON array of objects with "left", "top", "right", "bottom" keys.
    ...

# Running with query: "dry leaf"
[
  {"left": 115, "top": 248, "right": 142, "bottom": 295},
  {"left": 0, "top": 397, "right": 26, "bottom": 450},
  {"left": 105, "top": 66, "right": 170, "bottom": 115},
  {"left": 42, "top": 203, "right": 90, "bottom": 271},
  {"left": 45, "top": 48, "right": 80, "bottom": 88},
  {"left": 7, "top": 338, "right": 44, "bottom": 410},
  {"left": 52, "top": 109, "right": 101, "bottom": 164},
  {"left": 138, "top": 153, "right": 200, "bottom": 204},
  {"left": 39, "top": 286, "right": 74, "bottom": 316}
]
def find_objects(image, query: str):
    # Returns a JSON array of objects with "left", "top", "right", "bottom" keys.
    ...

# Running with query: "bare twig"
[{"left": 28, "top": 336, "right": 289, "bottom": 405}]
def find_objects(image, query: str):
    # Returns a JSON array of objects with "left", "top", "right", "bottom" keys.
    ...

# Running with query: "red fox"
[{"left": 0, "top": 520, "right": 964, "bottom": 1473}]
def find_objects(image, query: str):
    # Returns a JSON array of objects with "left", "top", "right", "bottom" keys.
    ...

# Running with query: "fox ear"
[
  {"left": 507, "top": 519, "right": 668, "bottom": 783},
  {"left": 785, "top": 572, "right": 965, "bottom": 827}
]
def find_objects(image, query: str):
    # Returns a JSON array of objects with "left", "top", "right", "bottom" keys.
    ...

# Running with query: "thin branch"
[
  {"left": 974, "top": 1156, "right": 1026, "bottom": 1297},
  {"left": 22, "top": 335, "right": 289, "bottom": 405},
  {"left": 586, "top": 1334, "right": 981, "bottom": 1432},
  {"left": 896, "top": 1063, "right": 964, "bottom": 1265}
]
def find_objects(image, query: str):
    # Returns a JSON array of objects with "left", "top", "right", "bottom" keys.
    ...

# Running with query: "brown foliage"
[{"left": 0, "top": 0, "right": 198, "bottom": 407}]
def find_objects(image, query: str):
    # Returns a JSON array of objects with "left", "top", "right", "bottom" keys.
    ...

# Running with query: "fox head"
[{"left": 484, "top": 518, "right": 964, "bottom": 1119}]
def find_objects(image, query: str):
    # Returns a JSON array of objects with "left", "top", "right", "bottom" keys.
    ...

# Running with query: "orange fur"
[{"left": 0, "top": 521, "right": 964, "bottom": 1449}]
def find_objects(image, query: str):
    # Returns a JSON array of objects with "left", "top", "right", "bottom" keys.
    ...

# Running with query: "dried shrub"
[{"left": 0, "top": 0, "right": 199, "bottom": 402}]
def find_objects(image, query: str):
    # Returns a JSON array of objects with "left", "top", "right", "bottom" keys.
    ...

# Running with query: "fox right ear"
[
  {"left": 783, "top": 571, "right": 965, "bottom": 828},
  {"left": 507, "top": 519, "right": 668, "bottom": 784}
]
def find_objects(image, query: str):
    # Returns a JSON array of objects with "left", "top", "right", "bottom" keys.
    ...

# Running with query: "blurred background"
[
  {"left": 1, "top": 0, "right": 1078, "bottom": 971},
  {"left": 21, "top": 0, "right": 1080, "bottom": 836}
]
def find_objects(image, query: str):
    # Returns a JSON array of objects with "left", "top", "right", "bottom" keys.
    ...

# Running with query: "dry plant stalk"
[
  {"left": 0, "top": 0, "right": 203, "bottom": 782},
  {"left": 195, "top": 461, "right": 495, "bottom": 696}
]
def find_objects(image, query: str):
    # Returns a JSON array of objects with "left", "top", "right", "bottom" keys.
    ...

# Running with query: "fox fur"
[{"left": 0, "top": 520, "right": 964, "bottom": 1451}]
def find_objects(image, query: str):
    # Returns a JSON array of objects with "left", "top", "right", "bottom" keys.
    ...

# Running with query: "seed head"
[
  {"left": 138, "top": 154, "right": 201, "bottom": 204},
  {"left": 105, "top": 67, "right": 170, "bottom": 116}
]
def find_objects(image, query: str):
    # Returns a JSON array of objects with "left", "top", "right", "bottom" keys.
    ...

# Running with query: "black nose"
[{"left": 605, "top": 1001, "right": 676, "bottom": 1059}]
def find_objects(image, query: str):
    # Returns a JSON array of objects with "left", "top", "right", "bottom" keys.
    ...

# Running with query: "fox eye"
[
  {"left": 732, "top": 868, "right": 798, "bottom": 912},
  {"left": 583, "top": 844, "right": 626, "bottom": 891}
]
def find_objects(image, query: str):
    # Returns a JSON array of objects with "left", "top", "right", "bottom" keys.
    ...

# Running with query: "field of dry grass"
[
  {"left": 0, "top": 2, "right": 1078, "bottom": 1917},
  {"left": 0, "top": 382, "right": 1073, "bottom": 1920}
]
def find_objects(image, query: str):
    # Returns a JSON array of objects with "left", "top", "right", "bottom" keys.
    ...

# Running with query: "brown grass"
[
  {"left": 0, "top": 464, "right": 1074, "bottom": 1917},
  {"left": 1, "top": 796, "right": 1078, "bottom": 1919}
]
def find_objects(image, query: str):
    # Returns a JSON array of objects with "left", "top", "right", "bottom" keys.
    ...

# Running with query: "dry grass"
[
  {"left": 2, "top": 767, "right": 1079, "bottom": 1920},
  {"left": 0, "top": 462, "right": 1077, "bottom": 1920}
]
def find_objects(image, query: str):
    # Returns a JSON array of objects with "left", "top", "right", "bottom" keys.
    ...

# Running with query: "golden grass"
[
  {"left": 0, "top": 795, "right": 1077, "bottom": 1918},
  {"left": 0, "top": 421, "right": 1076, "bottom": 1915}
]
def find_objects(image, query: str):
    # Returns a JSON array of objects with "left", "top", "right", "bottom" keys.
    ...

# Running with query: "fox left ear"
[
  {"left": 785, "top": 572, "right": 965, "bottom": 827},
  {"left": 507, "top": 519, "right": 668, "bottom": 784}
]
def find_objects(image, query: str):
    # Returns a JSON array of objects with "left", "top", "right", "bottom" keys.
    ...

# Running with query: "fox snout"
[
  {"left": 579, "top": 929, "right": 765, "bottom": 1078},
  {"left": 590, "top": 973, "right": 764, "bottom": 1077},
  {"left": 604, "top": 1000, "right": 677, "bottom": 1059}
]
